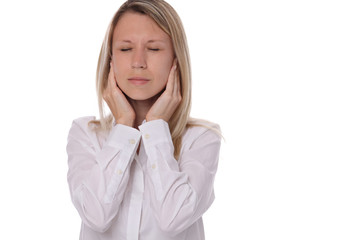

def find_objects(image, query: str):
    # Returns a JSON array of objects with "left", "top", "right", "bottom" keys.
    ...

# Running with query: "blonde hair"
[{"left": 91, "top": 0, "right": 192, "bottom": 158}]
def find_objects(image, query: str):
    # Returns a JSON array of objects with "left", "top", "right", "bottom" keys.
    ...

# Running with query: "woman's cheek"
[{"left": 160, "top": 70, "right": 170, "bottom": 86}]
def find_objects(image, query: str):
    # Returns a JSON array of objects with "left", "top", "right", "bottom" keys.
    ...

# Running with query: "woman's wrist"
[{"left": 116, "top": 118, "right": 134, "bottom": 127}]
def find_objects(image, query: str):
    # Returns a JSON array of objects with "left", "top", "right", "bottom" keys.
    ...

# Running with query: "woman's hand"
[
  {"left": 103, "top": 63, "right": 135, "bottom": 127},
  {"left": 146, "top": 59, "right": 182, "bottom": 123}
]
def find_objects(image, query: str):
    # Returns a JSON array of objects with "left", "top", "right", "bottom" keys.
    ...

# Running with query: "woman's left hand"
[{"left": 146, "top": 59, "right": 182, "bottom": 123}]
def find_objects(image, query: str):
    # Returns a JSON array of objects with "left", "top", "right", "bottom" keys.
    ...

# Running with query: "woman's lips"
[{"left": 128, "top": 77, "right": 150, "bottom": 86}]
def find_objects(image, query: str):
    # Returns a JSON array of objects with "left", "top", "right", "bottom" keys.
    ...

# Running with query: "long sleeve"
[
  {"left": 139, "top": 119, "right": 221, "bottom": 236},
  {"left": 66, "top": 117, "right": 141, "bottom": 233}
]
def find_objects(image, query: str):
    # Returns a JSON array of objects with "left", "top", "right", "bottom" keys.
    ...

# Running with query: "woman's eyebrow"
[
  {"left": 115, "top": 40, "right": 132, "bottom": 43},
  {"left": 114, "top": 39, "right": 167, "bottom": 43},
  {"left": 147, "top": 40, "right": 166, "bottom": 43}
]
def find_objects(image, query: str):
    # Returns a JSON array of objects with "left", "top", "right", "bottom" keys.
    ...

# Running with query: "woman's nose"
[{"left": 131, "top": 49, "right": 147, "bottom": 69}]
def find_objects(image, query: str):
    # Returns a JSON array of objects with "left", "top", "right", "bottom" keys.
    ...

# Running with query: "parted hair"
[{"left": 91, "top": 0, "right": 193, "bottom": 158}]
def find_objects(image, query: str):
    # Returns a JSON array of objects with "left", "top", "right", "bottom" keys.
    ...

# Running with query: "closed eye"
[
  {"left": 149, "top": 48, "right": 160, "bottom": 51},
  {"left": 121, "top": 48, "right": 132, "bottom": 52}
]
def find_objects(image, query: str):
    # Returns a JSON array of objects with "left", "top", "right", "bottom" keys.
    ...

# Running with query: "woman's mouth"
[{"left": 128, "top": 77, "right": 150, "bottom": 86}]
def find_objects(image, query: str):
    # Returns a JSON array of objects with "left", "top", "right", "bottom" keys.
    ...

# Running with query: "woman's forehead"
[{"left": 113, "top": 12, "right": 169, "bottom": 40}]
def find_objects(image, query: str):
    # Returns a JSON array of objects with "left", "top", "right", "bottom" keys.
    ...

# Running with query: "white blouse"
[{"left": 66, "top": 116, "right": 221, "bottom": 240}]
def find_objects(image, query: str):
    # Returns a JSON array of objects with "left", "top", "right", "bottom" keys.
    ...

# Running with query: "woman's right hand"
[{"left": 103, "top": 63, "right": 135, "bottom": 127}]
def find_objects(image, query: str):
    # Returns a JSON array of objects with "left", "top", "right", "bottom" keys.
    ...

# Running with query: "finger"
[
  {"left": 108, "top": 64, "right": 117, "bottom": 89},
  {"left": 173, "top": 67, "right": 179, "bottom": 96},
  {"left": 166, "top": 63, "right": 177, "bottom": 94},
  {"left": 166, "top": 58, "right": 177, "bottom": 91},
  {"left": 104, "top": 65, "right": 112, "bottom": 96},
  {"left": 108, "top": 66, "right": 123, "bottom": 99}
]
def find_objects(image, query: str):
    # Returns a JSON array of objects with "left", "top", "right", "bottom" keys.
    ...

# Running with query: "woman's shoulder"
[
  {"left": 186, "top": 117, "right": 220, "bottom": 132},
  {"left": 70, "top": 116, "right": 98, "bottom": 131},
  {"left": 68, "top": 116, "right": 100, "bottom": 135},
  {"left": 183, "top": 118, "right": 221, "bottom": 142},
  {"left": 67, "top": 116, "right": 108, "bottom": 148},
  {"left": 180, "top": 118, "right": 221, "bottom": 154},
  {"left": 72, "top": 116, "right": 97, "bottom": 125}
]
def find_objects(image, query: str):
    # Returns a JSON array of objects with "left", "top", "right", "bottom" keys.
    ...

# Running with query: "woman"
[{"left": 66, "top": 0, "right": 221, "bottom": 239}]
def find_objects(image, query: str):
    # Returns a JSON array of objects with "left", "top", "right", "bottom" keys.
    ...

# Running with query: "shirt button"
[
  {"left": 151, "top": 164, "right": 156, "bottom": 170},
  {"left": 144, "top": 134, "right": 150, "bottom": 139},
  {"left": 118, "top": 169, "right": 123, "bottom": 175},
  {"left": 129, "top": 139, "right": 135, "bottom": 144}
]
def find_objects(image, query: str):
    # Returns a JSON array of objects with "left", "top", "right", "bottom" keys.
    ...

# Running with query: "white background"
[{"left": 0, "top": 0, "right": 359, "bottom": 239}]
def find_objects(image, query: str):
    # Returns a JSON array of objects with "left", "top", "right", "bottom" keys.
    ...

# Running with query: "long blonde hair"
[{"left": 91, "top": 0, "right": 192, "bottom": 158}]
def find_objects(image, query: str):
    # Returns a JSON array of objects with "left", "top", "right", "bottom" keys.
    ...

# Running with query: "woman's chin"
[{"left": 124, "top": 89, "right": 164, "bottom": 102}]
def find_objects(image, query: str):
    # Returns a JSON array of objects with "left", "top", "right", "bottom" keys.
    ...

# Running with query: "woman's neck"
[{"left": 128, "top": 94, "right": 159, "bottom": 128}]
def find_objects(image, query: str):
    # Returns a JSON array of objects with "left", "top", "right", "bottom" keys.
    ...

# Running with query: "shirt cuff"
[
  {"left": 98, "top": 124, "right": 141, "bottom": 170},
  {"left": 108, "top": 124, "right": 141, "bottom": 148},
  {"left": 138, "top": 119, "right": 173, "bottom": 146}
]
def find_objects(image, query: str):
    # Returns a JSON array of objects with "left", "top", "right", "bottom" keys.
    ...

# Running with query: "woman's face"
[{"left": 111, "top": 11, "right": 175, "bottom": 101}]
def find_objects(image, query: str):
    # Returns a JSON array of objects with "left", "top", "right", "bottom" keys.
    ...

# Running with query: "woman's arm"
[
  {"left": 139, "top": 119, "right": 221, "bottom": 236},
  {"left": 67, "top": 117, "right": 141, "bottom": 232}
]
